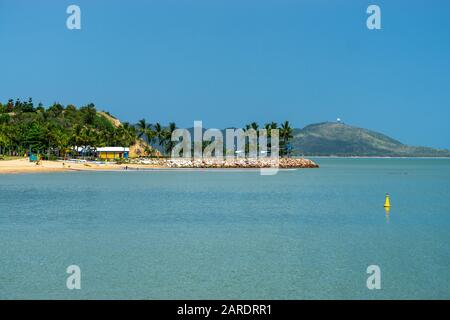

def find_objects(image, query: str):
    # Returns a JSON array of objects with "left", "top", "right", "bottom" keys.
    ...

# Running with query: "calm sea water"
[{"left": 0, "top": 158, "right": 449, "bottom": 299}]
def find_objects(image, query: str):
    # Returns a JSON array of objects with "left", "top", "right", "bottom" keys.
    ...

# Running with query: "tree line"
[
  {"left": 0, "top": 98, "right": 137, "bottom": 158},
  {"left": 243, "top": 121, "right": 294, "bottom": 157},
  {"left": 0, "top": 98, "right": 294, "bottom": 159}
]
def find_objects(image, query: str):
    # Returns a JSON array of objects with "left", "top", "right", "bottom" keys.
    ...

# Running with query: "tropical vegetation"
[
  {"left": 0, "top": 98, "right": 295, "bottom": 159},
  {"left": 244, "top": 120, "right": 294, "bottom": 157}
]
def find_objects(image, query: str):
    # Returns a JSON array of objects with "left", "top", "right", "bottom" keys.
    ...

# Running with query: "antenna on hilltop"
[{"left": 336, "top": 118, "right": 342, "bottom": 123}]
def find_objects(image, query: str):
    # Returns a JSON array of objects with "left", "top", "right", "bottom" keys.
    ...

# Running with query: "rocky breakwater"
[{"left": 136, "top": 158, "right": 319, "bottom": 169}]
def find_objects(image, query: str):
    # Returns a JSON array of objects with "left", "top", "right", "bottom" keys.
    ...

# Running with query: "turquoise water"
[{"left": 0, "top": 158, "right": 449, "bottom": 299}]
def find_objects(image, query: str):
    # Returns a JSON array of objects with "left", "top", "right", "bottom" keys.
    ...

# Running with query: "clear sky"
[{"left": 1, "top": 0, "right": 449, "bottom": 148}]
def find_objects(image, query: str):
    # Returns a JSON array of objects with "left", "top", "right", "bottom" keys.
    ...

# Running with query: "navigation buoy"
[{"left": 384, "top": 193, "right": 391, "bottom": 208}]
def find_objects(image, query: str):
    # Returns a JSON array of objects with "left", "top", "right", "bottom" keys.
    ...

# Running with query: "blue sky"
[{"left": 1, "top": 0, "right": 449, "bottom": 148}]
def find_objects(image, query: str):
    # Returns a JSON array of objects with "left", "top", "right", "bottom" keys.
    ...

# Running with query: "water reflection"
[{"left": 384, "top": 207, "right": 390, "bottom": 224}]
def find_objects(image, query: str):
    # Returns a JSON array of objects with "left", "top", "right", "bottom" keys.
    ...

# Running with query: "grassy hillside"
[{"left": 292, "top": 122, "right": 450, "bottom": 157}]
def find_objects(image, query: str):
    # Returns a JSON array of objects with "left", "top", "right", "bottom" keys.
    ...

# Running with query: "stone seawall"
[{"left": 133, "top": 158, "right": 319, "bottom": 169}]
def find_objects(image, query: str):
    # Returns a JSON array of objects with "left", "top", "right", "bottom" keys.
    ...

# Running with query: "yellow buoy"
[{"left": 384, "top": 193, "right": 391, "bottom": 208}]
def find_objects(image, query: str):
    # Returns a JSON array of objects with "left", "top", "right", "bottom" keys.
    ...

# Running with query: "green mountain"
[{"left": 291, "top": 122, "right": 450, "bottom": 157}]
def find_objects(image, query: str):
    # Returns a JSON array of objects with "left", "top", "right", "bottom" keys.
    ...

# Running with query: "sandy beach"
[
  {"left": 0, "top": 157, "right": 318, "bottom": 174},
  {"left": 0, "top": 158, "right": 159, "bottom": 174}
]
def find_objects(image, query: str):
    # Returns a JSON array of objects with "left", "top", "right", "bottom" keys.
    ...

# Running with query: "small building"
[
  {"left": 96, "top": 147, "right": 129, "bottom": 160},
  {"left": 73, "top": 146, "right": 95, "bottom": 158}
]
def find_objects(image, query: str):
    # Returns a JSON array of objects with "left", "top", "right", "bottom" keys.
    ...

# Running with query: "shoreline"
[
  {"left": 0, "top": 159, "right": 162, "bottom": 174},
  {"left": 0, "top": 158, "right": 318, "bottom": 174},
  {"left": 308, "top": 156, "right": 450, "bottom": 159}
]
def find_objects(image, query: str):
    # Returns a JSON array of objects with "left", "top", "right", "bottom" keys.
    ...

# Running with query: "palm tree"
[
  {"left": 163, "top": 122, "right": 177, "bottom": 155},
  {"left": 119, "top": 122, "right": 137, "bottom": 146},
  {"left": 244, "top": 122, "right": 259, "bottom": 131},
  {"left": 280, "top": 121, "right": 294, "bottom": 157},
  {"left": 243, "top": 122, "right": 259, "bottom": 156},
  {"left": 127, "top": 123, "right": 137, "bottom": 143},
  {"left": 262, "top": 122, "right": 278, "bottom": 153},
  {"left": 70, "top": 125, "right": 95, "bottom": 159},
  {"left": 153, "top": 122, "right": 166, "bottom": 156},
  {"left": 250, "top": 122, "right": 259, "bottom": 131},
  {"left": 137, "top": 119, "right": 147, "bottom": 139},
  {"left": 123, "top": 122, "right": 136, "bottom": 137},
  {"left": 264, "top": 122, "right": 278, "bottom": 137},
  {"left": 70, "top": 124, "right": 83, "bottom": 149},
  {"left": 137, "top": 118, "right": 155, "bottom": 145}
]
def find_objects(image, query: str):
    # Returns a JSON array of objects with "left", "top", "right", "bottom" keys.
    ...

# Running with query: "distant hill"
[
  {"left": 174, "top": 123, "right": 450, "bottom": 157},
  {"left": 291, "top": 122, "right": 450, "bottom": 157}
]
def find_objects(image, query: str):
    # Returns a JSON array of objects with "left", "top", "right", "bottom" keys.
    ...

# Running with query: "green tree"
[
  {"left": 280, "top": 121, "right": 294, "bottom": 157},
  {"left": 80, "top": 103, "right": 97, "bottom": 125},
  {"left": 137, "top": 118, "right": 155, "bottom": 144},
  {"left": 153, "top": 122, "right": 166, "bottom": 155},
  {"left": 163, "top": 122, "right": 177, "bottom": 155}
]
